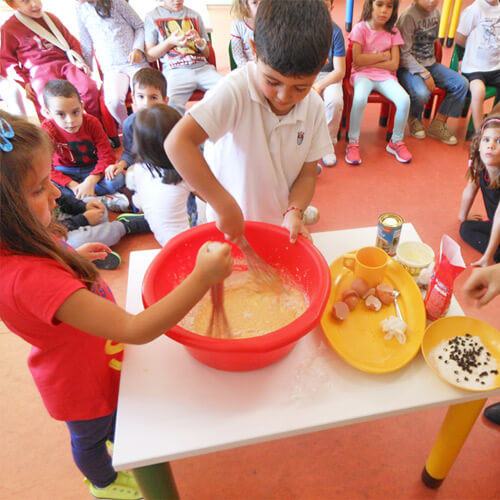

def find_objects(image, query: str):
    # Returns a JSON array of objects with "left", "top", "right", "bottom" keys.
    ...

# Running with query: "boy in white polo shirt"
[{"left": 165, "top": 0, "right": 334, "bottom": 243}]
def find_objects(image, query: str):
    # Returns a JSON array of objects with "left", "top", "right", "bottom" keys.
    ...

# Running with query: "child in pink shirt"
[{"left": 345, "top": 0, "right": 411, "bottom": 165}]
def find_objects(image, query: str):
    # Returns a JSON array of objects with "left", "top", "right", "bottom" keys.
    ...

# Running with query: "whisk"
[
  {"left": 206, "top": 242, "right": 232, "bottom": 339},
  {"left": 238, "top": 236, "right": 283, "bottom": 290}
]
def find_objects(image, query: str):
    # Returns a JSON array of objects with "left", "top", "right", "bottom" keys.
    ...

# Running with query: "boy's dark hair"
[
  {"left": 360, "top": 0, "right": 399, "bottom": 32},
  {"left": 253, "top": 0, "right": 333, "bottom": 76},
  {"left": 132, "top": 67, "right": 167, "bottom": 99},
  {"left": 43, "top": 79, "right": 81, "bottom": 108},
  {"left": 133, "top": 104, "right": 182, "bottom": 185}
]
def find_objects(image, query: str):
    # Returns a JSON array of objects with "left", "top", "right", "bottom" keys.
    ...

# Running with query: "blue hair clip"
[{"left": 0, "top": 117, "right": 14, "bottom": 152}]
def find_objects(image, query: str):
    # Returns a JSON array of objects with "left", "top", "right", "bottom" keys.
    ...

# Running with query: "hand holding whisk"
[{"left": 205, "top": 242, "right": 232, "bottom": 338}]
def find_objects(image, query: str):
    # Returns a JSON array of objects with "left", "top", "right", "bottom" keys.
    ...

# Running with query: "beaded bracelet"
[{"left": 282, "top": 206, "right": 304, "bottom": 219}]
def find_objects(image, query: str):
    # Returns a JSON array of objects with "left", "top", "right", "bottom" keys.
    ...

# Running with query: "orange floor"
[{"left": 1, "top": 1, "right": 500, "bottom": 499}]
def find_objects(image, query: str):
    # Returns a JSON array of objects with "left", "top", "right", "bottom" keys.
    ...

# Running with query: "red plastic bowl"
[{"left": 142, "top": 221, "right": 331, "bottom": 371}]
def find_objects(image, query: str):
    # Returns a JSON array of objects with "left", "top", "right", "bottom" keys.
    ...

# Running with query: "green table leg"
[
  {"left": 422, "top": 398, "right": 487, "bottom": 488},
  {"left": 132, "top": 462, "right": 180, "bottom": 499}
]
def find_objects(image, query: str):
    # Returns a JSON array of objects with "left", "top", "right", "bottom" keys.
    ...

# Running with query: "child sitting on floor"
[
  {"left": 165, "top": 0, "right": 333, "bottom": 243},
  {"left": 55, "top": 193, "right": 150, "bottom": 269},
  {"left": 127, "top": 103, "right": 191, "bottom": 246},
  {"left": 396, "top": 0, "right": 469, "bottom": 145},
  {"left": 41, "top": 79, "right": 129, "bottom": 211},
  {"left": 230, "top": 0, "right": 261, "bottom": 67},
  {"left": 345, "top": 0, "right": 412, "bottom": 166},
  {"left": 0, "top": 0, "right": 102, "bottom": 121},
  {"left": 455, "top": 0, "right": 500, "bottom": 133},
  {"left": 144, "top": 0, "right": 222, "bottom": 114},
  {"left": 458, "top": 114, "right": 500, "bottom": 266}
]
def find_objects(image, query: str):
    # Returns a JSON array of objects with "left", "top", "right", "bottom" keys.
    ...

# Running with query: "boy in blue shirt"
[{"left": 165, "top": 0, "right": 334, "bottom": 243}]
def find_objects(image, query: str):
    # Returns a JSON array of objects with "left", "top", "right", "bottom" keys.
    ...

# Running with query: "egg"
[
  {"left": 365, "top": 295, "right": 382, "bottom": 311},
  {"left": 376, "top": 284, "right": 394, "bottom": 305},
  {"left": 331, "top": 301, "right": 350, "bottom": 320}
]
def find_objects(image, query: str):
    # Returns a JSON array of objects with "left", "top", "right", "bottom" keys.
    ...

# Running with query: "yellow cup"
[{"left": 343, "top": 246, "right": 389, "bottom": 288}]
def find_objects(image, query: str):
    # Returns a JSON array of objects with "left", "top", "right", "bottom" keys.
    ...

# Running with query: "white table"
[{"left": 114, "top": 223, "right": 500, "bottom": 497}]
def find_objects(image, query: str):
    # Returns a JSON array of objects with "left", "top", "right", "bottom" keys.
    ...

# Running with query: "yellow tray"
[
  {"left": 421, "top": 316, "right": 500, "bottom": 392},
  {"left": 320, "top": 254, "right": 426, "bottom": 373}
]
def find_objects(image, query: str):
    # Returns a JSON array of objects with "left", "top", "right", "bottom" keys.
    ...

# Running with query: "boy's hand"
[
  {"left": 76, "top": 242, "right": 111, "bottom": 262},
  {"left": 128, "top": 49, "right": 143, "bottom": 64},
  {"left": 86, "top": 200, "right": 105, "bottom": 211},
  {"left": 168, "top": 29, "right": 187, "bottom": 47},
  {"left": 84, "top": 207, "right": 105, "bottom": 226},
  {"left": 215, "top": 201, "right": 245, "bottom": 242},
  {"left": 282, "top": 211, "right": 312, "bottom": 244},
  {"left": 185, "top": 28, "right": 201, "bottom": 44},
  {"left": 194, "top": 242, "right": 233, "bottom": 287},
  {"left": 73, "top": 177, "right": 98, "bottom": 199},
  {"left": 105, "top": 163, "right": 125, "bottom": 180},
  {"left": 463, "top": 264, "right": 500, "bottom": 307}
]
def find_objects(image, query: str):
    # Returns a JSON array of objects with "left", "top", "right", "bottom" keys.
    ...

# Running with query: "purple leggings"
[{"left": 65, "top": 411, "right": 116, "bottom": 487}]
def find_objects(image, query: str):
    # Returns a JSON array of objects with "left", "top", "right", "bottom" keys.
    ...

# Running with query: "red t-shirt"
[
  {"left": 42, "top": 114, "right": 117, "bottom": 187},
  {"left": 0, "top": 250, "right": 123, "bottom": 421}
]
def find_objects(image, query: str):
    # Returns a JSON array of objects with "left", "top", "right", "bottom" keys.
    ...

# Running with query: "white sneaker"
[
  {"left": 303, "top": 206, "right": 319, "bottom": 225},
  {"left": 321, "top": 153, "right": 337, "bottom": 167},
  {"left": 97, "top": 193, "right": 129, "bottom": 212}
]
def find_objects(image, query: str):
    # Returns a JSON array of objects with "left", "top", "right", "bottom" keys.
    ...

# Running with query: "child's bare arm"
[
  {"left": 352, "top": 42, "right": 388, "bottom": 67},
  {"left": 54, "top": 243, "right": 233, "bottom": 344},
  {"left": 458, "top": 180, "right": 479, "bottom": 221},
  {"left": 463, "top": 263, "right": 500, "bottom": 306},
  {"left": 313, "top": 56, "right": 345, "bottom": 93},
  {"left": 165, "top": 114, "right": 244, "bottom": 241},
  {"left": 369, "top": 45, "right": 400, "bottom": 72},
  {"left": 145, "top": 30, "right": 186, "bottom": 61},
  {"left": 454, "top": 32, "right": 467, "bottom": 48}
]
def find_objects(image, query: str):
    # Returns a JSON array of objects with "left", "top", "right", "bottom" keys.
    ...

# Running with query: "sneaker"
[
  {"left": 408, "top": 116, "right": 426, "bottom": 139},
  {"left": 116, "top": 213, "right": 150, "bottom": 235},
  {"left": 427, "top": 119, "right": 458, "bottom": 145},
  {"left": 98, "top": 193, "right": 130, "bottom": 212},
  {"left": 320, "top": 153, "right": 337, "bottom": 167},
  {"left": 484, "top": 402, "right": 500, "bottom": 425},
  {"left": 345, "top": 142, "right": 361, "bottom": 165},
  {"left": 93, "top": 251, "right": 121, "bottom": 270},
  {"left": 386, "top": 140, "right": 412, "bottom": 163},
  {"left": 85, "top": 471, "right": 142, "bottom": 500},
  {"left": 303, "top": 206, "right": 319, "bottom": 225}
]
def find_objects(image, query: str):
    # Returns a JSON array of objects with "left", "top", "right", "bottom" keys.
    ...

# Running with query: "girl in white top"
[
  {"left": 75, "top": 0, "right": 148, "bottom": 126},
  {"left": 230, "top": 0, "right": 261, "bottom": 67},
  {"left": 127, "top": 103, "right": 191, "bottom": 247}
]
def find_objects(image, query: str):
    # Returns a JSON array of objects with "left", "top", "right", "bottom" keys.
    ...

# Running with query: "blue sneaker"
[{"left": 116, "top": 213, "right": 150, "bottom": 235}]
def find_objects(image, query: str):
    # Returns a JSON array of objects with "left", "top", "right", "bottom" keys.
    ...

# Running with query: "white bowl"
[{"left": 396, "top": 241, "right": 435, "bottom": 276}]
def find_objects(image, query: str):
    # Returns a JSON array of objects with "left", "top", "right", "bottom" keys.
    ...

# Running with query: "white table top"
[{"left": 113, "top": 223, "right": 500, "bottom": 470}]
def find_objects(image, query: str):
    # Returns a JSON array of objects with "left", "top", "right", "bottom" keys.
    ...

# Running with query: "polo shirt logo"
[{"left": 297, "top": 131, "right": 304, "bottom": 145}]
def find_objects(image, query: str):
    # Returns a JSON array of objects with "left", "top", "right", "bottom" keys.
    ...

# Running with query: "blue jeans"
[
  {"left": 397, "top": 63, "right": 469, "bottom": 120},
  {"left": 66, "top": 411, "right": 116, "bottom": 488},
  {"left": 54, "top": 165, "right": 125, "bottom": 197},
  {"left": 349, "top": 78, "right": 410, "bottom": 143}
]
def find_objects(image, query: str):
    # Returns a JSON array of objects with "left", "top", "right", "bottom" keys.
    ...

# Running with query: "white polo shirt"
[{"left": 189, "top": 62, "right": 333, "bottom": 225}]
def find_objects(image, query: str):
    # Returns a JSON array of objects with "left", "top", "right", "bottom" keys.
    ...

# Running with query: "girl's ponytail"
[{"left": 94, "top": 0, "right": 112, "bottom": 19}]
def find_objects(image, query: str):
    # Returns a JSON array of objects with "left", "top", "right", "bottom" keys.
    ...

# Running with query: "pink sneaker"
[
  {"left": 345, "top": 142, "right": 361, "bottom": 165},
  {"left": 386, "top": 140, "right": 412, "bottom": 163}
]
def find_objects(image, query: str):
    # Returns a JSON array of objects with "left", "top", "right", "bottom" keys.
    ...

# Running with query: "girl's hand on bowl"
[
  {"left": 282, "top": 211, "right": 312, "bottom": 243},
  {"left": 195, "top": 242, "right": 233, "bottom": 287}
]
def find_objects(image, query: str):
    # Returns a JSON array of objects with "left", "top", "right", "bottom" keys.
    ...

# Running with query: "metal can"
[{"left": 376, "top": 213, "right": 403, "bottom": 256}]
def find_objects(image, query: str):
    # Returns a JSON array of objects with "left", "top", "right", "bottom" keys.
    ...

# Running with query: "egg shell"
[
  {"left": 344, "top": 295, "right": 360, "bottom": 311},
  {"left": 351, "top": 278, "right": 370, "bottom": 297},
  {"left": 331, "top": 301, "right": 350, "bottom": 320},
  {"left": 362, "top": 288, "right": 376, "bottom": 300},
  {"left": 376, "top": 284, "right": 394, "bottom": 305},
  {"left": 365, "top": 295, "right": 382, "bottom": 311},
  {"left": 342, "top": 288, "right": 359, "bottom": 301}
]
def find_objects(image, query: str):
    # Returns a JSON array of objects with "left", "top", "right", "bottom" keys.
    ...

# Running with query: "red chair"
[
  {"left": 422, "top": 40, "right": 447, "bottom": 119},
  {"left": 342, "top": 42, "right": 396, "bottom": 142}
]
